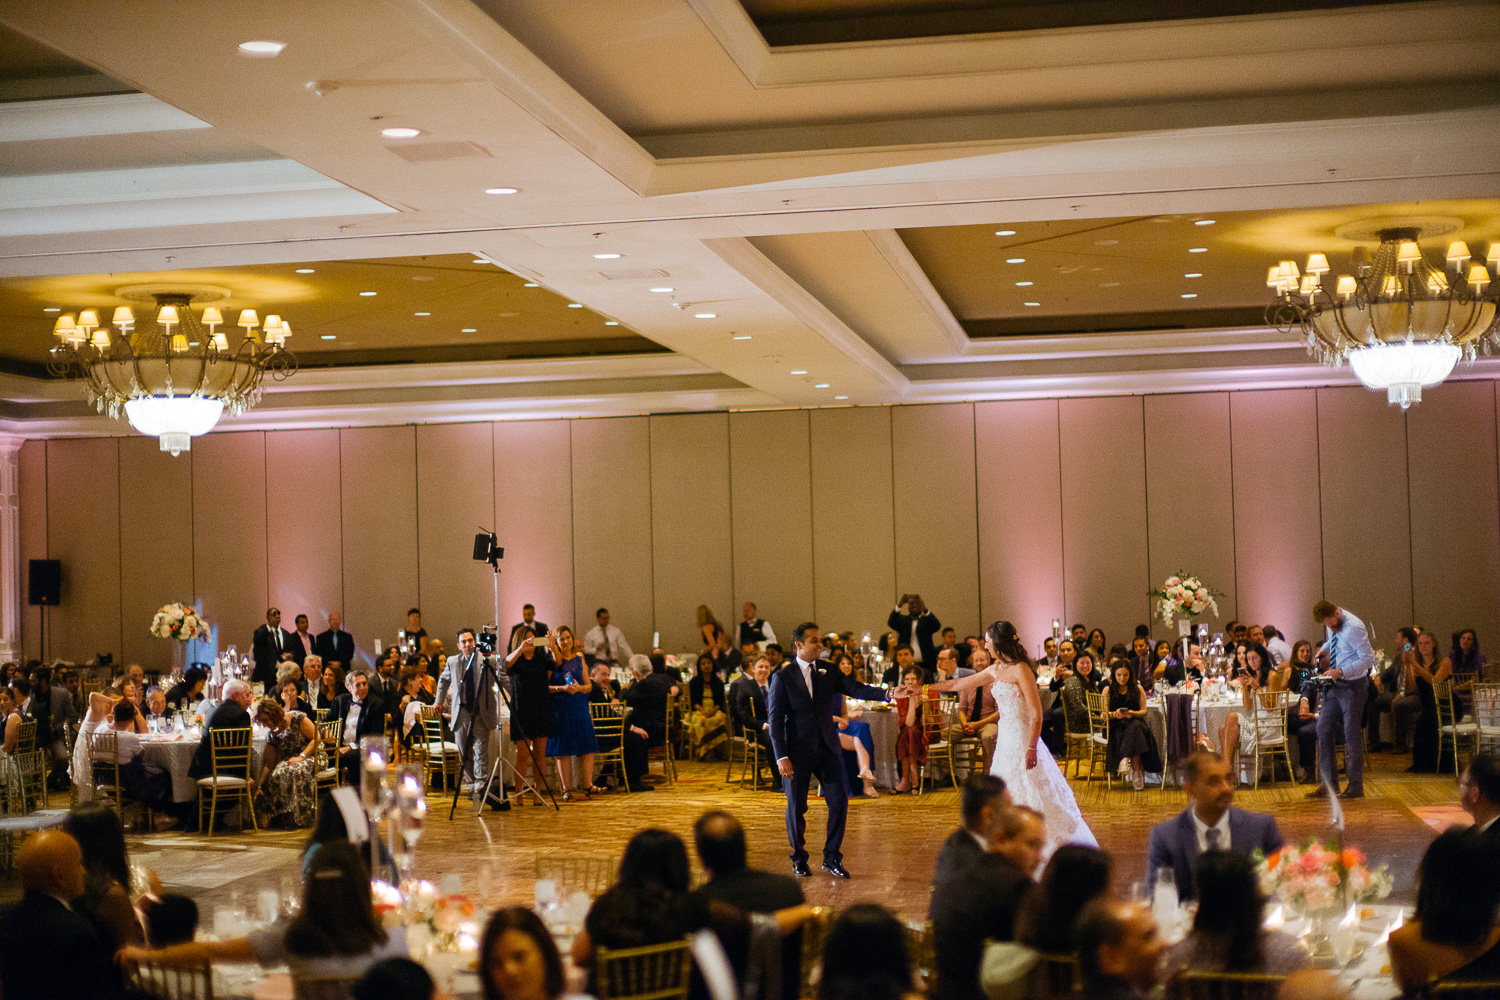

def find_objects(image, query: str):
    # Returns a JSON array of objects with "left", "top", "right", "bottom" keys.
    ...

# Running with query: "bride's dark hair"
[{"left": 985, "top": 621, "right": 1035, "bottom": 675}]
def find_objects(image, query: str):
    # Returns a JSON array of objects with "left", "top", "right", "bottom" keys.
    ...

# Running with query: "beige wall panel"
[
  {"left": 1144, "top": 393, "right": 1237, "bottom": 636},
  {"left": 729, "top": 410, "right": 814, "bottom": 645},
  {"left": 1407, "top": 380, "right": 1500, "bottom": 645},
  {"left": 893, "top": 404, "right": 980, "bottom": 637},
  {"left": 340, "top": 426, "right": 417, "bottom": 668},
  {"left": 1060, "top": 396, "right": 1150, "bottom": 646},
  {"left": 650, "top": 413, "right": 733, "bottom": 652},
  {"left": 46, "top": 439, "right": 121, "bottom": 662},
  {"left": 810, "top": 407, "right": 895, "bottom": 638},
  {"left": 1229, "top": 390, "right": 1323, "bottom": 644},
  {"left": 975, "top": 400, "right": 1064, "bottom": 654},
  {"left": 1316, "top": 388, "right": 1413, "bottom": 641},
  {"left": 118, "top": 436, "right": 194, "bottom": 671},
  {"left": 193, "top": 432, "right": 268, "bottom": 659},
  {"left": 570, "top": 417, "right": 654, "bottom": 654},
  {"left": 19, "top": 440, "right": 46, "bottom": 661},
  {"left": 494, "top": 420, "right": 574, "bottom": 639},
  {"left": 265, "top": 430, "right": 343, "bottom": 638},
  {"left": 416, "top": 422, "right": 496, "bottom": 651}
]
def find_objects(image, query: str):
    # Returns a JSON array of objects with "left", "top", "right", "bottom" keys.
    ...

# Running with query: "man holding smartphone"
[{"left": 1307, "top": 600, "right": 1375, "bottom": 800}]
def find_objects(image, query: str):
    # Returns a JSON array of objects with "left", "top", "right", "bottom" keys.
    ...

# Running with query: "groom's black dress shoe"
[
  {"left": 821, "top": 861, "right": 851, "bottom": 879},
  {"left": 791, "top": 859, "right": 811, "bottom": 877}
]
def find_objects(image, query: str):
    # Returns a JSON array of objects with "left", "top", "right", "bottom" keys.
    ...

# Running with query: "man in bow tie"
[{"left": 768, "top": 621, "right": 890, "bottom": 879}]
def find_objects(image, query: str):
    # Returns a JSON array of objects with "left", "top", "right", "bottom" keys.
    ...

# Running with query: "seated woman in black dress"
[
  {"left": 1388, "top": 828, "right": 1500, "bottom": 992},
  {"left": 1104, "top": 662, "right": 1160, "bottom": 791}
]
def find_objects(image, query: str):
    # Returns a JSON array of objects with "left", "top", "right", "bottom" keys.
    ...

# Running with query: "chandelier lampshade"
[
  {"left": 47, "top": 290, "right": 296, "bottom": 455},
  {"left": 1267, "top": 226, "right": 1498, "bottom": 408}
]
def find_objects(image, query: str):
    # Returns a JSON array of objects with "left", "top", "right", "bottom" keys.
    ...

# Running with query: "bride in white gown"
[{"left": 931, "top": 620, "right": 1096, "bottom": 856}]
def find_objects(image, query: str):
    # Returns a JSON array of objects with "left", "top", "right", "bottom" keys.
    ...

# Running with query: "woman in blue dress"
[
  {"left": 546, "top": 626, "right": 601, "bottom": 800},
  {"left": 833, "top": 652, "right": 879, "bottom": 797}
]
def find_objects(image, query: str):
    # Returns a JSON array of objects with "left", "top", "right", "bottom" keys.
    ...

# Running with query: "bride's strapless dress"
[{"left": 990, "top": 677, "right": 1097, "bottom": 856}]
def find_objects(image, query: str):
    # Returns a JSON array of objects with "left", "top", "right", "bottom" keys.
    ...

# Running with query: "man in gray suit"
[
  {"left": 1146, "top": 751, "right": 1284, "bottom": 900},
  {"left": 435, "top": 627, "right": 502, "bottom": 808}
]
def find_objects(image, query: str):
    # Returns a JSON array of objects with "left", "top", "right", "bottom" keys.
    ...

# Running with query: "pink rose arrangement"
[
  {"left": 150, "top": 602, "right": 208, "bottom": 641},
  {"left": 1255, "top": 838, "right": 1392, "bottom": 914},
  {"left": 1148, "top": 573, "right": 1222, "bottom": 628}
]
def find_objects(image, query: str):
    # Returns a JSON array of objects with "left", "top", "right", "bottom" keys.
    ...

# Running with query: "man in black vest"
[{"left": 737, "top": 601, "right": 777, "bottom": 648}]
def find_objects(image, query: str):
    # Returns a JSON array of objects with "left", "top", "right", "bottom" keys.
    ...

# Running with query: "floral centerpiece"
[
  {"left": 1255, "top": 838, "right": 1393, "bottom": 915},
  {"left": 373, "top": 880, "right": 479, "bottom": 953},
  {"left": 150, "top": 602, "right": 208, "bottom": 641},
  {"left": 1148, "top": 573, "right": 1222, "bottom": 630}
]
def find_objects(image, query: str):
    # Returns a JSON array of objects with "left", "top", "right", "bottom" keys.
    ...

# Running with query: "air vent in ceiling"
[
  {"left": 598, "top": 268, "right": 670, "bottom": 280},
  {"left": 387, "top": 141, "right": 493, "bottom": 162}
]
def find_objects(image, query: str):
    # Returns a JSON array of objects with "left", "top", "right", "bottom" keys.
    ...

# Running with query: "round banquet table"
[
  {"left": 140, "top": 733, "right": 267, "bottom": 802},
  {"left": 1144, "top": 695, "right": 1243, "bottom": 785}
]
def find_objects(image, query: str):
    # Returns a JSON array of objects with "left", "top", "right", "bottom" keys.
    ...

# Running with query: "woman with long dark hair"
[
  {"left": 1104, "top": 661, "right": 1161, "bottom": 792},
  {"left": 1408, "top": 629, "right": 1452, "bottom": 773},
  {"left": 1017, "top": 845, "right": 1111, "bottom": 954},
  {"left": 545, "top": 626, "right": 600, "bottom": 799},
  {"left": 480, "top": 907, "right": 566, "bottom": 1000},
  {"left": 506, "top": 627, "right": 557, "bottom": 805},
  {"left": 1451, "top": 629, "right": 1485, "bottom": 681},
  {"left": 1389, "top": 828, "right": 1500, "bottom": 989},
  {"left": 929, "top": 621, "right": 1096, "bottom": 855},
  {"left": 1161, "top": 851, "right": 1306, "bottom": 981},
  {"left": 832, "top": 652, "right": 878, "bottom": 797},
  {"left": 819, "top": 904, "right": 920, "bottom": 1000},
  {"left": 686, "top": 653, "right": 729, "bottom": 761},
  {"left": 63, "top": 804, "right": 158, "bottom": 949}
]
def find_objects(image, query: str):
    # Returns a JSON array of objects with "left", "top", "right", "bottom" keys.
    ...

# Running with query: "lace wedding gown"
[{"left": 990, "top": 676, "right": 1098, "bottom": 856}]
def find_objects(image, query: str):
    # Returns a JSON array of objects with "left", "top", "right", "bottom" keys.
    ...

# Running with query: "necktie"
[
  {"left": 601, "top": 630, "right": 612, "bottom": 664},
  {"left": 274, "top": 629, "right": 281, "bottom": 652},
  {"left": 1206, "top": 827, "right": 1222, "bottom": 851},
  {"left": 760, "top": 684, "right": 768, "bottom": 701},
  {"left": 462, "top": 653, "right": 479, "bottom": 708}
]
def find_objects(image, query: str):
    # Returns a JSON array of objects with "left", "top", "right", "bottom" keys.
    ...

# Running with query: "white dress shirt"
[
  {"left": 342, "top": 699, "right": 364, "bottom": 747},
  {"left": 583, "top": 624, "right": 633, "bottom": 666},
  {"left": 796, "top": 655, "right": 815, "bottom": 696},
  {"left": 1192, "top": 808, "right": 1231, "bottom": 854}
]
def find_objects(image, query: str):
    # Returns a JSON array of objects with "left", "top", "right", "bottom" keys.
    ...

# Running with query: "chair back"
[
  {"left": 1169, "top": 970, "right": 1286, "bottom": 1000},
  {"left": 315, "top": 720, "right": 342, "bottom": 764},
  {"left": 920, "top": 687, "right": 947, "bottom": 743},
  {"left": 594, "top": 937, "right": 693, "bottom": 1000},
  {"left": 1250, "top": 689, "right": 1291, "bottom": 744},
  {"left": 8, "top": 749, "right": 46, "bottom": 816},
  {"left": 1473, "top": 683, "right": 1500, "bottom": 737},
  {"left": 1034, "top": 952, "right": 1079, "bottom": 1000},
  {"left": 209, "top": 727, "right": 253, "bottom": 778},
  {"left": 128, "top": 960, "right": 215, "bottom": 1000},
  {"left": 1085, "top": 690, "right": 1110, "bottom": 739},
  {"left": 589, "top": 701, "right": 625, "bottom": 739},
  {"left": 15, "top": 719, "right": 36, "bottom": 754},
  {"left": 1436, "top": 679, "right": 1457, "bottom": 729},
  {"left": 799, "top": 905, "right": 835, "bottom": 1000},
  {"left": 902, "top": 919, "right": 936, "bottom": 993},
  {"left": 291, "top": 974, "right": 360, "bottom": 1000},
  {"left": 1432, "top": 981, "right": 1500, "bottom": 998},
  {"left": 533, "top": 852, "right": 619, "bottom": 898},
  {"left": 88, "top": 729, "right": 123, "bottom": 789}
]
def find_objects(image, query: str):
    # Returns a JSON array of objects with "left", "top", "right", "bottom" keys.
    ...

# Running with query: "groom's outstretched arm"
[{"left": 767, "top": 671, "right": 791, "bottom": 769}]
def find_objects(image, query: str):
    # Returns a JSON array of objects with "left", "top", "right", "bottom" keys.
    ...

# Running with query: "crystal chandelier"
[
  {"left": 1266, "top": 228, "right": 1498, "bottom": 408},
  {"left": 47, "top": 291, "right": 297, "bottom": 455}
]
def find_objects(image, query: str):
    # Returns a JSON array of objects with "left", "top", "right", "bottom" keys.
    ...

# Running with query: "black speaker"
[{"left": 27, "top": 559, "right": 60, "bottom": 607}]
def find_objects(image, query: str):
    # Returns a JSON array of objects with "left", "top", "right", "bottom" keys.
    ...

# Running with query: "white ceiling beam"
[{"left": 0, "top": 93, "right": 210, "bottom": 142}]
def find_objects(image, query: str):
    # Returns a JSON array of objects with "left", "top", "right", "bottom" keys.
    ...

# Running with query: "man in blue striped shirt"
[{"left": 1308, "top": 600, "right": 1376, "bottom": 799}]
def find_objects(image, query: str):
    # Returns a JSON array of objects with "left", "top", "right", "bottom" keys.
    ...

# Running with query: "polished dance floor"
[{"left": 62, "top": 747, "right": 1461, "bottom": 920}]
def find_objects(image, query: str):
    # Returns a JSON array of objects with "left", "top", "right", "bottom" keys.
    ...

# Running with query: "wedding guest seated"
[
  {"left": 317, "top": 661, "right": 346, "bottom": 719},
  {"left": 395, "top": 667, "right": 429, "bottom": 745},
  {"left": 1156, "top": 643, "right": 1203, "bottom": 687},
  {"left": 832, "top": 653, "right": 877, "bottom": 797},
  {"left": 1074, "top": 901, "right": 1166, "bottom": 1000},
  {"left": 142, "top": 895, "right": 199, "bottom": 948},
  {"left": 588, "top": 663, "right": 621, "bottom": 704},
  {"left": 252, "top": 697, "right": 319, "bottom": 828},
  {"left": 331, "top": 670, "right": 385, "bottom": 784},
  {"left": 932, "top": 773, "right": 1010, "bottom": 889},
  {"left": 0, "top": 830, "right": 122, "bottom": 999},
  {"left": 1462, "top": 751, "right": 1500, "bottom": 851},
  {"left": 1388, "top": 829, "right": 1500, "bottom": 991},
  {"left": 820, "top": 904, "right": 923, "bottom": 1000},
  {"left": 478, "top": 908, "right": 562, "bottom": 1000},
  {"left": 64, "top": 804, "right": 157, "bottom": 950},
  {"left": 144, "top": 686, "right": 167, "bottom": 719},
  {"left": 1105, "top": 662, "right": 1160, "bottom": 792},
  {"left": 188, "top": 679, "right": 253, "bottom": 784},
  {"left": 956, "top": 649, "right": 1000, "bottom": 771},
  {"left": 891, "top": 667, "right": 926, "bottom": 794},
  {"left": 104, "top": 699, "right": 177, "bottom": 827},
  {"left": 1059, "top": 651, "right": 1100, "bottom": 744},
  {"left": 1160, "top": 851, "right": 1307, "bottom": 983},
  {"left": 123, "top": 841, "right": 407, "bottom": 979},
  {"left": 883, "top": 643, "right": 918, "bottom": 686},
  {"left": 931, "top": 807, "right": 1045, "bottom": 1000},
  {"left": 621, "top": 654, "right": 673, "bottom": 790},
  {"left": 1146, "top": 752, "right": 1283, "bottom": 900},
  {"left": 356, "top": 958, "right": 435, "bottom": 1000},
  {"left": 686, "top": 654, "right": 729, "bottom": 760},
  {"left": 278, "top": 676, "right": 314, "bottom": 719}
]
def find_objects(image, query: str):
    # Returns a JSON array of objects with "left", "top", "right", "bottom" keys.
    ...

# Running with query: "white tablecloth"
[{"left": 140, "top": 734, "right": 266, "bottom": 802}]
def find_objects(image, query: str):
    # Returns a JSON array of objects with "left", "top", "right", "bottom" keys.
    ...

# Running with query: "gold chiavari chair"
[
  {"left": 593, "top": 938, "right": 693, "bottom": 1000},
  {"left": 314, "top": 720, "right": 341, "bottom": 799},
  {"left": 799, "top": 906, "right": 835, "bottom": 1000},
  {"left": 646, "top": 699, "right": 677, "bottom": 784},
  {"left": 1084, "top": 691, "right": 1112, "bottom": 787},
  {"left": 196, "top": 727, "right": 256, "bottom": 837},
  {"left": 1244, "top": 689, "right": 1293, "bottom": 790},
  {"left": 1169, "top": 970, "right": 1286, "bottom": 1000},
  {"left": 589, "top": 701, "right": 629, "bottom": 792},
  {"left": 127, "top": 960, "right": 215, "bottom": 1000},
  {"left": 1437, "top": 679, "right": 1479, "bottom": 777},
  {"left": 533, "top": 852, "right": 619, "bottom": 898},
  {"left": 1472, "top": 682, "right": 1500, "bottom": 754}
]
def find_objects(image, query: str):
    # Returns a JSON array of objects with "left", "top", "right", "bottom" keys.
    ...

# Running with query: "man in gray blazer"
[
  {"left": 434, "top": 627, "right": 501, "bottom": 806},
  {"left": 1146, "top": 751, "right": 1284, "bottom": 900}
]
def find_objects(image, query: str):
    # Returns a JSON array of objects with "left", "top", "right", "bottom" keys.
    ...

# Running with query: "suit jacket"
[
  {"left": 289, "top": 632, "right": 315, "bottom": 666},
  {"left": 888, "top": 608, "right": 942, "bottom": 667},
  {"left": 727, "top": 673, "right": 756, "bottom": 732},
  {"left": 314, "top": 629, "right": 355, "bottom": 669},
  {"left": 624, "top": 673, "right": 674, "bottom": 742},
  {"left": 0, "top": 890, "right": 121, "bottom": 999},
  {"left": 931, "top": 827, "right": 987, "bottom": 890},
  {"left": 930, "top": 852, "right": 1034, "bottom": 1000},
  {"left": 1473, "top": 817, "right": 1500, "bottom": 853},
  {"left": 189, "top": 699, "right": 252, "bottom": 779},
  {"left": 367, "top": 673, "right": 399, "bottom": 722},
  {"left": 251, "top": 624, "right": 295, "bottom": 685},
  {"left": 329, "top": 691, "right": 387, "bottom": 747},
  {"left": 693, "top": 866, "right": 806, "bottom": 1000},
  {"left": 436, "top": 651, "right": 498, "bottom": 727},
  {"left": 1146, "top": 806, "right": 1284, "bottom": 900},
  {"left": 27, "top": 686, "right": 79, "bottom": 743},
  {"left": 767, "top": 658, "right": 885, "bottom": 767}
]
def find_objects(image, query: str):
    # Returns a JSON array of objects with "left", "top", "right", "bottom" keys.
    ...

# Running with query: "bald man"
[{"left": 0, "top": 830, "right": 120, "bottom": 998}]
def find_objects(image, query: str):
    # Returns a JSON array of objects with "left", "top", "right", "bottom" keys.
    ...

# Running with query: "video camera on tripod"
[{"left": 477, "top": 625, "right": 499, "bottom": 656}]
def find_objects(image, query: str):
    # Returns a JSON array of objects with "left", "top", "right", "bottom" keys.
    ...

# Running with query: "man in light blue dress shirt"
[{"left": 1308, "top": 600, "right": 1375, "bottom": 799}]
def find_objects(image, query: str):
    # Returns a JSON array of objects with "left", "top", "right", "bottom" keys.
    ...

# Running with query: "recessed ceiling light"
[
  {"left": 567, "top": 303, "right": 583, "bottom": 309},
  {"left": 295, "top": 268, "right": 315, "bottom": 274},
  {"left": 461, "top": 328, "right": 477, "bottom": 333},
  {"left": 1023, "top": 302, "right": 1041, "bottom": 307},
  {"left": 604, "top": 321, "right": 619, "bottom": 326},
  {"left": 381, "top": 127, "right": 421, "bottom": 139},
  {"left": 790, "top": 370, "right": 808, "bottom": 375},
  {"left": 359, "top": 291, "right": 377, "bottom": 297},
  {"left": 1185, "top": 272, "right": 1203, "bottom": 278},
  {"left": 321, "top": 335, "right": 337, "bottom": 340},
  {"left": 1100, "top": 281, "right": 1121, "bottom": 288},
  {"left": 592, "top": 253, "right": 622, "bottom": 260},
  {"left": 484, "top": 187, "right": 519, "bottom": 195},
  {"left": 42, "top": 307, "right": 59, "bottom": 313},
  {"left": 732, "top": 335, "right": 752, "bottom": 340},
  {"left": 649, "top": 287, "right": 674, "bottom": 293},
  {"left": 815, "top": 383, "right": 830, "bottom": 388},
  {"left": 412, "top": 275, "right": 434, "bottom": 282},
  {"left": 523, "top": 282, "right": 539, "bottom": 288},
  {"left": 694, "top": 312, "right": 716, "bottom": 319},
  {"left": 1189, "top": 247, "right": 1208, "bottom": 253},
  {"left": 1194, "top": 219, "right": 1216, "bottom": 226},
  {"left": 414, "top": 312, "right": 430, "bottom": 316},
  {"left": 994, "top": 230, "right": 1016, "bottom": 236},
  {"left": 238, "top": 40, "right": 286, "bottom": 57},
  {"left": 1181, "top": 293, "right": 1198, "bottom": 298},
  {"left": 1095, "top": 239, "right": 1119, "bottom": 246},
  {"left": 834, "top": 395, "right": 849, "bottom": 400},
  {"left": 1006, "top": 257, "right": 1026, "bottom": 264},
  {"left": 1015, "top": 281, "right": 1033, "bottom": 287}
]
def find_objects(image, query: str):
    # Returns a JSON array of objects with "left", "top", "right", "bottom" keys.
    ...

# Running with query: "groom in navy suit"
[
  {"left": 1146, "top": 751, "right": 1284, "bottom": 900},
  {"left": 768, "top": 621, "right": 891, "bottom": 879}
]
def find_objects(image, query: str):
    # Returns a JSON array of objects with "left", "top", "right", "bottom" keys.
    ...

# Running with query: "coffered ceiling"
[{"left": 0, "top": 0, "right": 1497, "bottom": 437}]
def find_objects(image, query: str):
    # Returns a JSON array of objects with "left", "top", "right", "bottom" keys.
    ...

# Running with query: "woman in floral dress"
[{"left": 253, "top": 697, "right": 318, "bottom": 828}]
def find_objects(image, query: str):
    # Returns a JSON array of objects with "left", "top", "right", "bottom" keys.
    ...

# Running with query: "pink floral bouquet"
[
  {"left": 150, "top": 602, "right": 207, "bottom": 641},
  {"left": 1148, "top": 573, "right": 1222, "bottom": 628},
  {"left": 374, "top": 880, "right": 479, "bottom": 951},
  {"left": 1255, "top": 838, "right": 1393, "bottom": 914}
]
